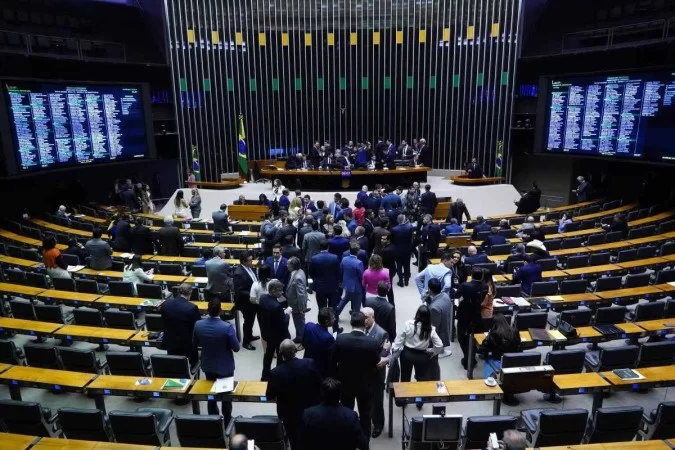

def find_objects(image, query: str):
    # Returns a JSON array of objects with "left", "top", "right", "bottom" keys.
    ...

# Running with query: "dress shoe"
[
  {"left": 372, "top": 428, "right": 383, "bottom": 438},
  {"left": 243, "top": 343, "right": 256, "bottom": 351},
  {"left": 333, "top": 327, "right": 344, "bottom": 334},
  {"left": 397, "top": 281, "right": 404, "bottom": 287},
  {"left": 293, "top": 337, "right": 302, "bottom": 344},
  {"left": 250, "top": 336, "right": 261, "bottom": 341},
  {"left": 295, "top": 343, "right": 305, "bottom": 351},
  {"left": 305, "top": 308, "right": 312, "bottom": 313},
  {"left": 404, "top": 279, "right": 409, "bottom": 286}
]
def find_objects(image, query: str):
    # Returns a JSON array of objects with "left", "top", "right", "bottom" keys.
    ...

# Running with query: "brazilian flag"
[
  {"left": 495, "top": 140, "right": 504, "bottom": 177},
  {"left": 237, "top": 114, "right": 248, "bottom": 175},
  {"left": 191, "top": 144, "right": 201, "bottom": 181}
]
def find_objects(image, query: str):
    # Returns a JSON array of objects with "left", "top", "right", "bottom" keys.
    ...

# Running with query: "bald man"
[
  {"left": 463, "top": 245, "right": 489, "bottom": 266},
  {"left": 229, "top": 434, "right": 261, "bottom": 450},
  {"left": 266, "top": 339, "right": 322, "bottom": 449}
]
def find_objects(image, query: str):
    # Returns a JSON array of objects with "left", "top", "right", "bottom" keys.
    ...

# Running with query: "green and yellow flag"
[
  {"left": 495, "top": 140, "right": 504, "bottom": 177},
  {"left": 191, "top": 144, "right": 201, "bottom": 181},
  {"left": 237, "top": 114, "right": 248, "bottom": 175}
]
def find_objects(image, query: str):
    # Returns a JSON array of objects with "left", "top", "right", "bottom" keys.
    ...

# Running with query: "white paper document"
[
  {"left": 211, "top": 377, "right": 235, "bottom": 393},
  {"left": 66, "top": 265, "right": 85, "bottom": 272}
]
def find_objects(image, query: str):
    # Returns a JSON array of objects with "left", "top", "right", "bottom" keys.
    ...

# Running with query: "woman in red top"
[
  {"left": 352, "top": 200, "right": 366, "bottom": 226},
  {"left": 43, "top": 235, "right": 71, "bottom": 279}
]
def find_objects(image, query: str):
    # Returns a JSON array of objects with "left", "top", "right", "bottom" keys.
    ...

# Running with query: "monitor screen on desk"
[{"left": 422, "top": 415, "right": 461, "bottom": 442}]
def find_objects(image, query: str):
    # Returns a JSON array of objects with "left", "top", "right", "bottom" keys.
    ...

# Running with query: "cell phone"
[
  {"left": 247, "top": 439, "right": 255, "bottom": 450},
  {"left": 489, "top": 432, "right": 499, "bottom": 449}
]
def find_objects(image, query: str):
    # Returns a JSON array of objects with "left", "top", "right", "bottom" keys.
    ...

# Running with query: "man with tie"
[
  {"left": 416, "top": 138, "right": 431, "bottom": 166},
  {"left": 264, "top": 244, "right": 290, "bottom": 287},
  {"left": 385, "top": 139, "right": 397, "bottom": 167},
  {"left": 467, "top": 157, "right": 483, "bottom": 179},
  {"left": 361, "top": 306, "right": 391, "bottom": 438},
  {"left": 334, "top": 244, "right": 365, "bottom": 329},
  {"left": 364, "top": 282, "right": 397, "bottom": 346},
  {"left": 399, "top": 140, "right": 414, "bottom": 160},
  {"left": 391, "top": 214, "right": 414, "bottom": 287},
  {"left": 309, "top": 240, "right": 341, "bottom": 312},
  {"left": 320, "top": 152, "right": 335, "bottom": 169},
  {"left": 258, "top": 280, "right": 292, "bottom": 381},
  {"left": 232, "top": 251, "right": 260, "bottom": 350}
]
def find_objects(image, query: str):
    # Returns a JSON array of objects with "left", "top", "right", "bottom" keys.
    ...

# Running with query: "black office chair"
[
  {"left": 150, "top": 354, "right": 200, "bottom": 380},
  {"left": 579, "top": 220, "right": 595, "bottom": 230},
  {"left": 477, "top": 231, "right": 491, "bottom": 241},
  {"left": 629, "top": 302, "right": 665, "bottom": 322},
  {"left": 23, "top": 342, "right": 63, "bottom": 370},
  {"left": 191, "top": 265, "right": 207, "bottom": 277},
  {"left": 490, "top": 244, "right": 512, "bottom": 256},
  {"left": 0, "top": 340, "right": 25, "bottom": 365},
  {"left": 660, "top": 242, "right": 675, "bottom": 256},
  {"left": 589, "top": 252, "right": 611, "bottom": 266},
  {"left": 145, "top": 313, "right": 164, "bottom": 332},
  {"left": 60, "top": 253, "right": 80, "bottom": 266},
  {"left": 75, "top": 279, "right": 101, "bottom": 294},
  {"left": 505, "top": 260, "right": 525, "bottom": 273},
  {"left": 584, "top": 346, "right": 639, "bottom": 372},
  {"left": 584, "top": 406, "right": 643, "bottom": 444},
  {"left": 9, "top": 299, "right": 37, "bottom": 321},
  {"left": 655, "top": 269, "right": 675, "bottom": 284},
  {"left": 108, "top": 408, "right": 174, "bottom": 446},
  {"left": 193, "top": 233, "right": 215, "bottom": 243},
  {"left": 602, "top": 200, "right": 621, "bottom": 210},
  {"left": 537, "top": 258, "right": 558, "bottom": 271},
  {"left": 637, "top": 246, "right": 657, "bottom": 259},
  {"left": 566, "top": 256, "right": 588, "bottom": 269},
  {"left": 501, "top": 352, "right": 541, "bottom": 369},
  {"left": 108, "top": 281, "right": 136, "bottom": 297},
  {"left": 530, "top": 281, "right": 558, "bottom": 297},
  {"left": 495, "top": 285, "right": 522, "bottom": 298},
  {"left": 586, "top": 234, "right": 605, "bottom": 246},
  {"left": 639, "top": 401, "right": 675, "bottom": 440},
  {"left": 641, "top": 225, "right": 656, "bottom": 236},
  {"left": 627, "top": 229, "right": 643, "bottom": 240},
  {"left": 6, "top": 245, "right": 23, "bottom": 258},
  {"left": 595, "top": 276, "right": 622, "bottom": 292},
  {"left": 111, "top": 260, "right": 125, "bottom": 272},
  {"left": 137, "top": 283, "right": 163, "bottom": 299},
  {"left": 545, "top": 349, "right": 585, "bottom": 374},
  {"left": 560, "top": 279, "right": 587, "bottom": 294},
  {"left": 543, "top": 225, "right": 559, "bottom": 235},
  {"left": 543, "top": 239, "right": 562, "bottom": 251},
  {"left": 175, "top": 415, "right": 227, "bottom": 448},
  {"left": 658, "top": 221, "right": 675, "bottom": 234},
  {"left": 58, "top": 407, "right": 113, "bottom": 442},
  {"left": 232, "top": 415, "right": 288, "bottom": 450},
  {"left": 636, "top": 341, "right": 675, "bottom": 368},
  {"left": 558, "top": 309, "right": 593, "bottom": 327},
  {"left": 141, "top": 262, "right": 158, "bottom": 272},
  {"left": 182, "top": 247, "right": 202, "bottom": 258},
  {"left": 52, "top": 277, "right": 75, "bottom": 291},
  {"left": 617, "top": 249, "right": 637, "bottom": 263},
  {"left": 73, "top": 307, "right": 105, "bottom": 327},
  {"left": 514, "top": 312, "right": 548, "bottom": 331},
  {"left": 625, "top": 273, "right": 650, "bottom": 288},
  {"left": 25, "top": 272, "right": 50, "bottom": 289},
  {"left": 104, "top": 309, "right": 145, "bottom": 330},
  {"left": 667, "top": 299, "right": 675, "bottom": 318},
  {"left": 562, "top": 237, "right": 584, "bottom": 249},
  {"left": 520, "top": 408, "right": 588, "bottom": 447},
  {"left": 4, "top": 268, "right": 26, "bottom": 283},
  {"left": 58, "top": 347, "right": 109, "bottom": 374},
  {"left": 35, "top": 304, "right": 73, "bottom": 324},
  {"left": 498, "top": 229, "right": 517, "bottom": 239},
  {"left": 473, "top": 262, "right": 498, "bottom": 273},
  {"left": 159, "top": 263, "right": 183, "bottom": 275},
  {"left": 406, "top": 415, "right": 461, "bottom": 450},
  {"left": 0, "top": 400, "right": 61, "bottom": 437},
  {"left": 594, "top": 306, "right": 627, "bottom": 324},
  {"left": 604, "top": 231, "right": 623, "bottom": 243},
  {"left": 105, "top": 351, "right": 151, "bottom": 377},
  {"left": 462, "top": 416, "right": 517, "bottom": 450}
]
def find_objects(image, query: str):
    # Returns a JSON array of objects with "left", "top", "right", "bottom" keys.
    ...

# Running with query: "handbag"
[{"left": 558, "top": 320, "right": 578, "bottom": 338}]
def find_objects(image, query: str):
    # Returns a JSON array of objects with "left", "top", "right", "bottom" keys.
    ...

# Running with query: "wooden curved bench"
[
  {"left": 185, "top": 178, "right": 245, "bottom": 189},
  {"left": 450, "top": 176, "right": 504, "bottom": 185}
]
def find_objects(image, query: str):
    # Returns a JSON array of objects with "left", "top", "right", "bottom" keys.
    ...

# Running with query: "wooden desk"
[
  {"left": 34, "top": 437, "right": 156, "bottom": 450},
  {"left": 73, "top": 213, "right": 106, "bottom": 224},
  {"left": 94, "top": 295, "right": 164, "bottom": 311},
  {"left": 0, "top": 282, "right": 46, "bottom": 298},
  {"left": 149, "top": 255, "right": 244, "bottom": 266},
  {"left": 573, "top": 204, "right": 636, "bottom": 222},
  {"left": 31, "top": 218, "right": 91, "bottom": 237},
  {"left": 633, "top": 319, "right": 675, "bottom": 335},
  {"left": 0, "top": 317, "right": 63, "bottom": 336},
  {"left": 0, "top": 433, "right": 39, "bottom": 450},
  {"left": 75, "top": 269, "right": 186, "bottom": 284},
  {"left": 547, "top": 228, "right": 604, "bottom": 240},
  {"left": 451, "top": 176, "right": 504, "bottom": 185},
  {"left": 186, "top": 379, "right": 250, "bottom": 414},
  {"left": 389, "top": 380, "right": 503, "bottom": 438},
  {"left": 496, "top": 270, "right": 568, "bottom": 283},
  {"left": 564, "top": 264, "right": 622, "bottom": 277},
  {"left": 617, "top": 257, "right": 668, "bottom": 271},
  {"left": 553, "top": 372, "right": 612, "bottom": 412},
  {"left": 549, "top": 247, "right": 590, "bottom": 257},
  {"left": 654, "top": 282, "right": 675, "bottom": 295},
  {"left": 586, "top": 242, "right": 634, "bottom": 252},
  {"left": 52, "top": 325, "right": 137, "bottom": 345},
  {"left": 86, "top": 375, "right": 191, "bottom": 412},
  {"left": 37, "top": 290, "right": 101, "bottom": 307},
  {"left": 595, "top": 286, "right": 667, "bottom": 304},
  {"left": 262, "top": 166, "right": 430, "bottom": 190},
  {"left": 543, "top": 293, "right": 602, "bottom": 310},
  {"left": 528, "top": 440, "right": 671, "bottom": 450},
  {"left": 0, "top": 363, "right": 11, "bottom": 374},
  {"left": 628, "top": 232, "right": 675, "bottom": 246},
  {"left": 629, "top": 211, "right": 674, "bottom": 227},
  {"left": 546, "top": 199, "right": 603, "bottom": 213},
  {"left": 602, "top": 366, "right": 675, "bottom": 391},
  {"left": 0, "top": 229, "right": 66, "bottom": 250},
  {"left": 0, "top": 366, "right": 95, "bottom": 400},
  {"left": 0, "top": 255, "right": 40, "bottom": 268},
  {"left": 185, "top": 242, "right": 261, "bottom": 250}
]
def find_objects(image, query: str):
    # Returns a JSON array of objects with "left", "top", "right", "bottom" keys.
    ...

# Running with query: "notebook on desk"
[
  {"left": 593, "top": 324, "right": 624, "bottom": 336},
  {"left": 529, "top": 328, "right": 551, "bottom": 341}
]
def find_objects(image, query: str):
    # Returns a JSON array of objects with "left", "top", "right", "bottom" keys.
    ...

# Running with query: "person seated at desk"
[
  {"left": 512, "top": 255, "right": 542, "bottom": 296},
  {"left": 471, "top": 216, "right": 491, "bottom": 239},
  {"left": 524, "top": 223, "right": 545, "bottom": 243},
  {"left": 466, "top": 157, "right": 483, "bottom": 179},
  {"left": 43, "top": 234, "right": 71, "bottom": 279},
  {"left": 482, "top": 312, "right": 521, "bottom": 378},
  {"left": 486, "top": 429, "right": 527, "bottom": 450},
  {"left": 258, "top": 194, "right": 271, "bottom": 208},
  {"left": 557, "top": 212, "right": 574, "bottom": 233},
  {"left": 320, "top": 152, "right": 337, "bottom": 169},
  {"left": 233, "top": 195, "right": 247, "bottom": 205},
  {"left": 285, "top": 153, "right": 303, "bottom": 170},
  {"left": 498, "top": 219, "right": 510, "bottom": 231},
  {"left": 499, "top": 243, "right": 526, "bottom": 273},
  {"left": 193, "top": 248, "right": 213, "bottom": 266},
  {"left": 516, "top": 216, "right": 536, "bottom": 237},
  {"left": 123, "top": 255, "right": 154, "bottom": 294},
  {"left": 444, "top": 218, "right": 464, "bottom": 235},
  {"left": 482, "top": 227, "right": 507, "bottom": 250},
  {"left": 63, "top": 238, "right": 88, "bottom": 265},
  {"left": 55, "top": 205, "right": 71, "bottom": 224},
  {"left": 464, "top": 245, "right": 489, "bottom": 266},
  {"left": 603, "top": 213, "right": 628, "bottom": 238}
]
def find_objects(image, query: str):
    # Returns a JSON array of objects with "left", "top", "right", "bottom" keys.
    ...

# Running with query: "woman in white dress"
[
  {"left": 249, "top": 265, "right": 273, "bottom": 351},
  {"left": 173, "top": 190, "right": 192, "bottom": 219}
]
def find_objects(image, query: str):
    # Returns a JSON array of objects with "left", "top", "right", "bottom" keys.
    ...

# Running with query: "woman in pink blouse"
[{"left": 362, "top": 254, "right": 391, "bottom": 297}]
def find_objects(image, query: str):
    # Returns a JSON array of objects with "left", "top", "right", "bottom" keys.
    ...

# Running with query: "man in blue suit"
[
  {"left": 193, "top": 298, "right": 240, "bottom": 422},
  {"left": 328, "top": 225, "right": 350, "bottom": 260},
  {"left": 385, "top": 139, "right": 397, "bottom": 167},
  {"left": 309, "top": 241, "right": 341, "bottom": 311},
  {"left": 391, "top": 214, "right": 414, "bottom": 287},
  {"left": 463, "top": 245, "right": 489, "bottom": 266},
  {"left": 303, "top": 307, "right": 337, "bottom": 375},
  {"left": 264, "top": 244, "right": 290, "bottom": 287},
  {"left": 266, "top": 339, "right": 322, "bottom": 450},
  {"left": 342, "top": 246, "right": 368, "bottom": 268},
  {"left": 334, "top": 244, "right": 365, "bottom": 329},
  {"left": 482, "top": 227, "right": 507, "bottom": 250},
  {"left": 471, "top": 216, "right": 492, "bottom": 240},
  {"left": 380, "top": 187, "right": 402, "bottom": 212}
]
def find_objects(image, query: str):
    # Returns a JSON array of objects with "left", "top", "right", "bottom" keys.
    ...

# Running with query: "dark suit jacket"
[
  {"left": 309, "top": 252, "right": 340, "bottom": 294},
  {"left": 158, "top": 225, "right": 184, "bottom": 256},
  {"left": 419, "top": 191, "right": 438, "bottom": 215},
  {"left": 303, "top": 322, "right": 335, "bottom": 377},
  {"left": 467, "top": 162, "right": 483, "bottom": 178},
  {"left": 331, "top": 330, "right": 380, "bottom": 393},
  {"left": 453, "top": 280, "right": 486, "bottom": 327},
  {"left": 193, "top": 316, "right": 240, "bottom": 376},
  {"left": 264, "top": 256, "right": 290, "bottom": 287},
  {"left": 258, "top": 293, "right": 290, "bottom": 346},
  {"left": 161, "top": 296, "right": 201, "bottom": 357},
  {"left": 450, "top": 203, "right": 472, "bottom": 223},
  {"left": 328, "top": 236, "right": 350, "bottom": 260},
  {"left": 391, "top": 223, "right": 414, "bottom": 257},
  {"left": 113, "top": 219, "right": 132, "bottom": 252},
  {"left": 300, "top": 404, "right": 368, "bottom": 450},
  {"left": 131, "top": 225, "right": 154, "bottom": 255},
  {"left": 275, "top": 225, "right": 297, "bottom": 245},
  {"left": 364, "top": 296, "right": 396, "bottom": 345},
  {"left": 281, "top": 245, "right": 302, "bottom": 260},
  {"left": 464, "top": 253, "right": 489, "bottom": 266},
  {"left": 212, "top": 210, "right": 230, "bottom": 233},
  {"left": 482, "top": 234, "right": 507, "bottom": 248},
  {"left": 232, "top": 265, "right": 256, "bottom": 304},
  {"left": 355, "top": 236, "right": 370, "bottom": 256},
  {"left": 266, "top": 358, "right": 322, "bottom": 427},
  {"left": 421, "top": 223, "right": 442, "bottom": 255},
  {"left": 380, "top": 244, "right": 397, "bottom": 274},
  {"left": 471, "top": 222, "right": 492, "bottom": 240}
]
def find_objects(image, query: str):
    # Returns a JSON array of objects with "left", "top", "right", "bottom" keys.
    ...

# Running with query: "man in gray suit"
[
  {"left": 85, "top": 228, "right": 112, "bottom": 270},
  {"left": 426, "top": 278, "right": 452, "bottom": 358},
  {"left": 205, "top": 246, "right": 232, "bottom": 301},
  {"left": 297, "top": 217, "right": 313, "bottom": 250},
  {"left": 285, "top": 257, "right": 308, "bottom": 346},
  {"left": 362, "top": 306, "right": 391, "bottom": 439},
  {"left": 212, "top": 204, "right": 231, "bottom": 233},
  {"left": 302, "top": 221, "right": 325, "bottom": 266}
]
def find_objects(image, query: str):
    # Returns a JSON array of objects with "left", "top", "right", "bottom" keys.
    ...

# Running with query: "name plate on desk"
[
  {"left": 501, "top": 365, "right": 554, "bottom": 374},
  {"left": 341, "top": 170, "right": 352, "bottom": 177}
]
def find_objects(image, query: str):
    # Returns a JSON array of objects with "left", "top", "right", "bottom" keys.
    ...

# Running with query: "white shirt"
[
  {"left": 243, "top": 265, "right": 257, "bottom": 282},
  {"left": 393, "top": 320, "right": 443, "bottom": 353},
  {"left": 249, "top": 279, "right": 270, "bottom": 304}
]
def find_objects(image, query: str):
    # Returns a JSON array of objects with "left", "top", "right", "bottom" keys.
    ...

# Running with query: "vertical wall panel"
[{"left": 165, "top": 0, "right": 522, "bottom": 182}]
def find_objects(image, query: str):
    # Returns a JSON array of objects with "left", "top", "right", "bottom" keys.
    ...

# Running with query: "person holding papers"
[
  {"left": 122, "top": 255, "right": 153, "bottom": 294},
  {"left": 193, "top": 298, "right": 241, "bottom": 423},
  {"left": 42, "top": 234, "right": 72, "bottom": 279}
]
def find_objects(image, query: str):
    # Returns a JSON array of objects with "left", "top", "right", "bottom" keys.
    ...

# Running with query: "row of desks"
[{"left": 390, "top": 365, "right": 675, "bottom": 438}]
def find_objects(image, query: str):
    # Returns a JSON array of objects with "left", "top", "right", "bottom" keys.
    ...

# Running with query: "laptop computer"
[{"left": 593, "top": 324, "right": 624, "bottom": 336}]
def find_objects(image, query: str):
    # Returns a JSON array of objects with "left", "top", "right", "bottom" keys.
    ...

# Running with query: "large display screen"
[
  {"left": 2, "top": 80, "right": 150, "bottom": 172},
  {"left": 543, "top": 71, "right": 675, "bottom": 163}
]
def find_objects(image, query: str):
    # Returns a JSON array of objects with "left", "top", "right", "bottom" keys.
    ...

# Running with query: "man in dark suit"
[
  {"left": 309, "top": 141, "right": 322, "bottom": 168},
  {"left": 193, "top": 298, "right": 240, "bottom": 421},
  {"left": 419, "top": 184, "right": 438, "bottom": 216},
  {"left": 285, "top": 153, "right": 300, "bottom": 170},
  {"left": 328, "top": 225, "right": 350, "bottom": 260},
  {"left": 309, "top": 241, "right": 340, "bottom": 312},
  {"left": 381, "top": 187, "right": 402, "bottom": 212},
  {"left": 449, "top": 198, "right": 472, "bottom": 223},
  {"left": 416, "top": 138, "right": 431, "bottom": 166},
  {"left": 572, "top": 175, "right": 592, "bottom": 202},
  {"left": 464, "top": 245, "right": 489, "bottom": 266},
  {"left": 130, "top": 218, "right": 154, "bottom": 255},
  {"left": 419, "top": 214, "right": 442, "bottom": 270},
  {"left": 232, "top": 251, "right": 260, "bottom": 350},
  {"left": 233, "top": 195, "right": 247, "bottom": 205},
  {"left": 302, "top": 221, "right": 325, "bottom": 266},
  {"left": 453, "top": 268, "right": 487, "bottom": 369},
  {"left": 158, "top": 216, "right": 184, "bottom": 256},
  {"left": 342, "top": 245, "right": 368, "bottom": 269},
  {"left": 354, "top": 226, "right": 370, "bottom": 257},
  {"left": 113, "top": 214, "right": 132, "bottom": 252},
  {"left": 391, "top": 214, "right": 414, "bottom": 287},
  {"left": 334, "top": 150, "right": 350, "bottom": 168},
  {"left": 161, "top": 283, "right": 201, "bottom": 366},
  {"left": 297, "top": 217, "right": 313, "bottom": 249},
  {"left": 362, "top": 306, "right": 391, "bottom": 438},
  {"left": 300, "top": 377, "right": 368, "bottom": 450},
  {"left": 258, "top": 280, "right": 291, "bottom": 381},
  {"left": 482, "top": 227, "right": 507, "bottom": 250},
  {"left": 426, "top": 278, "right": 452, "bottom": 357},
  {"left": 212, "top": 204, "right": 230, "bottom": 233},
  {"left": 467, "top": 157, "right": 483, "bottom": 179},
  {"left": 379, "top": 234, "right": 397, "bottom": 305},
  {"left": 264, "top": 244, "right": 290, "bottom": 287},
  {"left": 281, "top": 235, "right": 302, "bottom": 260},
  {"left": 384, "top": 139, "right": 397, "bottom": 167},
  {"left": 364, "top": 281, "right": 396, "bottom": 343},
  {"left": 470, "top": 216, "right": 491, "bottom": 240},
  {"left": 303, "top": 307, "right": 336, "bottom": 377},
  {"left": 331, "top": 311, "right": 381, "bottom": 444},
  {"left": 266, "top": 339, "right": 322, "bottom": 449},
  {"left": 320, "top": 152, "right": 336, "bottom": 169},
  {"left": 275, "top": 217, "right": 297, "bottom": 246}
]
